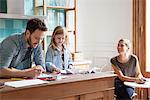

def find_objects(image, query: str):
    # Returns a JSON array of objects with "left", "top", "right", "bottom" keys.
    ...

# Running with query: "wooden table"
[
  {"left": 0, "top": 71, "right": 116, "bottom": 100},
  {"left": 124, "top": 78, "right": 150, "bottom": 100}
]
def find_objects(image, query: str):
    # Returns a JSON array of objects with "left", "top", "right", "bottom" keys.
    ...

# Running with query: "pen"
[
  {"left": 11, "top": 78, "right": 24, "bottom": 81},
  {"left": 38, "top": 77, "right": 56, "bottom": 81}
]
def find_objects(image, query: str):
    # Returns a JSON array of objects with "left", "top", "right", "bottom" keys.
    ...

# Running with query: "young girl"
[
  {"left": 110, "top": 39, "right": 145, "bottom": 100},
  {"left": 45, "top": 26, "right": 72, "bottom": 73}
]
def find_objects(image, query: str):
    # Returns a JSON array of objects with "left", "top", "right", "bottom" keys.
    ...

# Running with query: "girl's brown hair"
[{"left": 50, "top": 26, "right": 67, "bottom": 48}]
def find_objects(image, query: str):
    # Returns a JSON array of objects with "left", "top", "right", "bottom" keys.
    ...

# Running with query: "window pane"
[{"left": 146, "top": 0, "right": 150, "bottom": 71}]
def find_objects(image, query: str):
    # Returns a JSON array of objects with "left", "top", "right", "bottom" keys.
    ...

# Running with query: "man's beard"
[{"left": 27, "top": 35, "right": 32, "bottom": 48}]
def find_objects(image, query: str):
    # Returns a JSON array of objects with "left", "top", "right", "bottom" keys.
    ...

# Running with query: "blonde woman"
[
  {"left": 45, "top": 26, "right": 72, "bottom": 73},
  {"left": 110, "top": 39, "right": 145, "bottom": 100}
]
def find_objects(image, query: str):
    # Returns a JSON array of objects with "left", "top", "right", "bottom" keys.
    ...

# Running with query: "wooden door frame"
[{"left": 133, "top": 0, "right": 150, "bottom": 77}]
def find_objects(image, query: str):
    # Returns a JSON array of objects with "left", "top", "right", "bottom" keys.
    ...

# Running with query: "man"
[{"left": 0, "top": 18, "right": 47, "bottom": 78}]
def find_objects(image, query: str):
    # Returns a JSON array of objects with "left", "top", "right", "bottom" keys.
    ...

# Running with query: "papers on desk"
[
  {"left": 143, "top": 78, "right": 150, "bottom": 82},
  {"left": 5, "top": 79, "right": 48, "bottom": 88},
  {"left": 60, "top": 69, "right": 74, "bottom": 74},
  {"left": 56, "top": 74, "right": 68, "bottom": 80}
]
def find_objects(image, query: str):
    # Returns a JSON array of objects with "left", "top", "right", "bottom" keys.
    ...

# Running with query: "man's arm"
[
  {"left": 0, "top": 67, "right": 43, "bottom": 78},
  {"left": 0, "top": 67, "right": 25, "bottom": 78},
  {"left": 0, "top": 39, "right": 43, "bottom": 78},
  {"left": 33, "top": 44, "right": 45, "bottom": 70}
]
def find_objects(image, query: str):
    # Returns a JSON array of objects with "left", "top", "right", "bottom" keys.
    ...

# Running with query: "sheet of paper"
[
  {"left": 60, "top": 69, "right": 74, "bottom": 74},
  {"left": 5, "top": 79, "right": 48, "bottom": 88},
  {"left": 37, "top": 73, "right": 52, "bottom": 78},
  {"left": 56, "top": 75, "right": 68, "bottom": 80},
  {"left": 145, "top": 78, "right": 150, "bottom": 82},
  {"left": 60, "top": 70, "right": 67, "bottom": 74}
]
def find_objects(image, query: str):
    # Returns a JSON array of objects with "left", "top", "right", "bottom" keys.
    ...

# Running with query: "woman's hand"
[{"left": 135, "top": 78, "right": 145, "bottom": 84}]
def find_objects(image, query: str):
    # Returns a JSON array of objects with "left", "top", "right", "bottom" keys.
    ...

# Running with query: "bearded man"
[{"left": 0, "top": 18, "right": 47, "bottom": 78}]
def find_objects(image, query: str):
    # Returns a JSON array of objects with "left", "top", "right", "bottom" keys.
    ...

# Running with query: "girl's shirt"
[{"left": 45, "top": 44, "right": 72, "bottom": 72}]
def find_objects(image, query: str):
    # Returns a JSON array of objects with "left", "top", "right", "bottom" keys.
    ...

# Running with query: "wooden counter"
[{"left": 0, "top": 71, "right": 116, "bottom": 100}]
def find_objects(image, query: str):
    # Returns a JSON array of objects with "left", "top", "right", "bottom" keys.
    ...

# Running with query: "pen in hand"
[
  {"left": 24, "top": 65, "right": 45, "bottom": 78},
  {"left": 135, "top": 78, "right": 145, "bottom": 84},
  {"left": 141, "top": 77, "right": 147, "bottom": 82}
]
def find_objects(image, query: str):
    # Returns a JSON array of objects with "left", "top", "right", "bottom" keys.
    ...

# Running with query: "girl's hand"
[
  {"left": 52, "top": 67, "right": 61, "bottom": 74},
  {"left": 50, "top": 64, "right": 60, "bottom": 73}
]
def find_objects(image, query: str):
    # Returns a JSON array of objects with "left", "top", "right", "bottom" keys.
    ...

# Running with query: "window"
[
  {"left": 0, "top": 0, "right": 7, "bottom": 13},
  {"left": 34, "top": 0, "right": 76, "bottom": 52}
]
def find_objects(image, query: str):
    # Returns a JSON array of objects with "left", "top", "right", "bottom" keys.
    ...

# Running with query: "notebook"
[{"left": 5, "top": 79, "right": 48, "bottom": 88}]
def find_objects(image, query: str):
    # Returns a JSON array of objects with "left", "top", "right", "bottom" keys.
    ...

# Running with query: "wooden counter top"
[{"left": 0, "top": 71, "right": 116, "bottom": 100}]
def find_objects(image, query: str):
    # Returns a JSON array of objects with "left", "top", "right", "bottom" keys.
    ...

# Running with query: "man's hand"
[
  {"left": 33, "top": 65, "right": 45, "bottom": 73},
  {"left": 24, "top": 65, "right": 45, "bottom": 78}
]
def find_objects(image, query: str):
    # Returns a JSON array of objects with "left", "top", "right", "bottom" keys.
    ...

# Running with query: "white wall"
[
  {"left": 76, "top": 0, "right": 132, "bottom": 69},
  {"left": 7, "top": 0, "right": 24, "bottom": 14}
]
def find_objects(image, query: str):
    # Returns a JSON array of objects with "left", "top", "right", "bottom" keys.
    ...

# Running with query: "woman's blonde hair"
[
  {"left": 118, "top": 38, "right": 132, "bottom": 53},
  {"left": 50, "top": 26, "right": 68, "bottom": 48}
]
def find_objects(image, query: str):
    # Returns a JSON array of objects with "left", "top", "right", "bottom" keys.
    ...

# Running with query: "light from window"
[{"left": 146, "top": 0, "right": 150, "bottom": 71}]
